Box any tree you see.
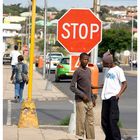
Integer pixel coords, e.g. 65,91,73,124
99,6,110,21
98,29,133,57
55,9,67,19
48,7,58,12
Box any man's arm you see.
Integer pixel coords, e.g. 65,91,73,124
70,71,89,102
116,81,127,99
10,68,15,81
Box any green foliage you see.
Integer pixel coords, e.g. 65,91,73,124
3,4,43,16
56,46,69,56
98,28,134,57
36,39,44,52
100,7,110,21
118,120,123,128
55,9,67,19
48,7,58,12
3,3,28,15
36,39,68,56
58,116,70,125
127,19,137,28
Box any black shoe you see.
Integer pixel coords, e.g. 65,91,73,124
14,96,19,103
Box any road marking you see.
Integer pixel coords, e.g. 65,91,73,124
6,100,11,126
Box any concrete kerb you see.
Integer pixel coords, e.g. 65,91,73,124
124,70,137,76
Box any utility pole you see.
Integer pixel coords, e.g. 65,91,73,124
131,13,134,71
91,0,100,64
28,0,31,48
25,18,28,45
43,0,47,79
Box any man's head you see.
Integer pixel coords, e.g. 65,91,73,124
80,53,89,68
14,45,18,50
102,51,113,67
18,55,24,62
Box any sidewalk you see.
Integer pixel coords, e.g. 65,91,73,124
3,65,105,140
124,70,137,76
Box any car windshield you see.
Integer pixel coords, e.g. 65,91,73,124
61,58,70,64
50,56,61,61
48,54,63,57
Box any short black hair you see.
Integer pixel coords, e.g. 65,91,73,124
80,52,89,60
18,55,24,62
14,45,18,50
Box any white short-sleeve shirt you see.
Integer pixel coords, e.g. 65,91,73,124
10,50,21,66
101,66,126,100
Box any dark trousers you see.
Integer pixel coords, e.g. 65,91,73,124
101,96,121,140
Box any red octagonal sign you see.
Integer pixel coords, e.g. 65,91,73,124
57,8,102,53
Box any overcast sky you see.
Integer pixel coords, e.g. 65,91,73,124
3,0,137,9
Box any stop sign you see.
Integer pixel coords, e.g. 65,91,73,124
57,8,102,53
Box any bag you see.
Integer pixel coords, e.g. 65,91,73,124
22,73,29,84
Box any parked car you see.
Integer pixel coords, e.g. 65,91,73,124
46,52,64,71
46,52,64,59
35,52,64,68
3,53,11,65
97,57,103,72
55,57,73,82
46,56,61,71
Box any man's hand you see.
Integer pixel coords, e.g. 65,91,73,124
10,76,13,81
92,100,96,107
116,93,121,100
83,94,89,103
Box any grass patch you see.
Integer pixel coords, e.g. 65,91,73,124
58,116,70,125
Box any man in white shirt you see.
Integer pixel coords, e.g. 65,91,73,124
10,45,20,79
101,51,127,140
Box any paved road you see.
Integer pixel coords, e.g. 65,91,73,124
3,99,73,125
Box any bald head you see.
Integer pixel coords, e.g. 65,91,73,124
102,51,113,65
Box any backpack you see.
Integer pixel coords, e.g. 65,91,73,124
21,63,29,84
16,63,28,84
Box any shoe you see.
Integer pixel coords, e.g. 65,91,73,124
14,96,19,103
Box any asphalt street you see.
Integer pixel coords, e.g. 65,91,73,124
3,99,73,125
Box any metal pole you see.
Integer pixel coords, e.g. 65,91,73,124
28,0,36,101
43,0,47,79
21,26,24,50
91,0,100,64
131,14,134,71
28,1,31,48
25,19,28,45
46,35,52,90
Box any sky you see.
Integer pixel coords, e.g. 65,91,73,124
3,0,137,9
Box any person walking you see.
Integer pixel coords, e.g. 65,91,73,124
70,53,96,140
101,51,127,140
10,55,28,103
10,45,21,77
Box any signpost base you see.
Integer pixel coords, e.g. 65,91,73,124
18,100,39,128
46,80,52,91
